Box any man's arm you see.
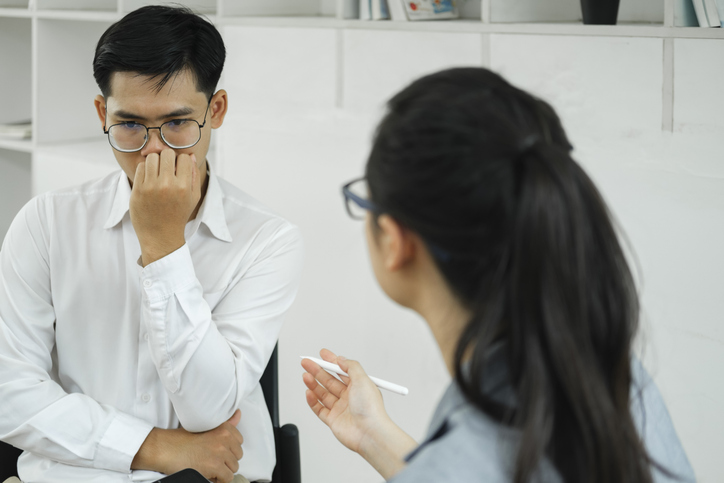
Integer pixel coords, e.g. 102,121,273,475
0,198,153,472
129,149,304,432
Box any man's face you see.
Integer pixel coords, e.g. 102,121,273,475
94,70,226,184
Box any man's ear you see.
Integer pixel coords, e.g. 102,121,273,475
209,89,228,129
376,214,416,272
94,95,107,129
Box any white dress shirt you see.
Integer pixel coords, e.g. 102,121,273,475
0,167,304,483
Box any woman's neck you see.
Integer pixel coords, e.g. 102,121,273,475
413,267,471,377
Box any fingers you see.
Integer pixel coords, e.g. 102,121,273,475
133,161,146,187
303,371,340,410
320,348,350,385
145,152,160,179
227,409,241,427
176,153,193,187
305,389,331,425
159,148,175,179
301,359,348,398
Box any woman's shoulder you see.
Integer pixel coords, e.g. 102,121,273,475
390,391,560,483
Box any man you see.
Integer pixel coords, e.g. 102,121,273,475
0,6,303,483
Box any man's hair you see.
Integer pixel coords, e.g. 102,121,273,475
93,5,225,98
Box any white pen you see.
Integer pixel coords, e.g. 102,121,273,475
301,356,409,396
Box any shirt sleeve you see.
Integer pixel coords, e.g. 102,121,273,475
0,198,154,473
139,222,304,432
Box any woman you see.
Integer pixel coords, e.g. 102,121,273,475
301,68,694,482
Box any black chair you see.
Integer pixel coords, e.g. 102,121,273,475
0,343,300,483
259,344,302,483
0,440,21,481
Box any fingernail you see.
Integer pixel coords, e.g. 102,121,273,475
337,356,346,362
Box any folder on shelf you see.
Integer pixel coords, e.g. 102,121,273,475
0,121,31,140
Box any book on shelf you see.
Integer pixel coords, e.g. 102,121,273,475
704,0,722,25
339,0,360,19
0,121,31,140
372,0,390,20
691,0,722,26
676,0,699,25
360,0,371,20
388,0,408,20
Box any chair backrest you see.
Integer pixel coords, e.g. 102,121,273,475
259,343,301,483
260,344,280,428
0,440,22,480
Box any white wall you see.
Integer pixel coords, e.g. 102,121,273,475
217,26,724,483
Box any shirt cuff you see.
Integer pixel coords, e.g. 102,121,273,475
140,244,196,303
95,412,154,473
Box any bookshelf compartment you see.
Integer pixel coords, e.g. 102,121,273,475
0,0,28,8
0,17,31,127
222,0,335,17
487,0,663,24
35,19,112,144
0,149,31,244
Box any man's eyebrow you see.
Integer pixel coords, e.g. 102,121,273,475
112,106,196,121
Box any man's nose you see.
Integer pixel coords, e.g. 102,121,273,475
140,128,166,156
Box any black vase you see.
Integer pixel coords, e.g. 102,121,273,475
580,0,621,25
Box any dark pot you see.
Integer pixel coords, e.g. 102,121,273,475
580,0,621,25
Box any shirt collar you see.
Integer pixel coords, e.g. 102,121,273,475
103,165,233,243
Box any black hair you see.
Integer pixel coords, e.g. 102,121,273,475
366,67,658,483
93,5,225,98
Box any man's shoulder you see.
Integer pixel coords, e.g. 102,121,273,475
216,176,300,239
35,170,121,206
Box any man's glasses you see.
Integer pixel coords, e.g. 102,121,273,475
103,101,211,153
342,178,378,220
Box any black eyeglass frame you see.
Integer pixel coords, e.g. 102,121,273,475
342,178,379,220
102,99,212,153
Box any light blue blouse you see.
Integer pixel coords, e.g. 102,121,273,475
389,357,695,482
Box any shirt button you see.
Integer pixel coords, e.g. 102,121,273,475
141,393,151,403
143,280,153,288
143,333,149,341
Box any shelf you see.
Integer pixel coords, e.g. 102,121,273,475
0,7,30,17
35,9,120,21
219,16,724,39
35,138,118,167
0,138,32,152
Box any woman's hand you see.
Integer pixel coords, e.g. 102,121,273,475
302,349,417,479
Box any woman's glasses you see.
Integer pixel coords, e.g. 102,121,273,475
342,178,378,220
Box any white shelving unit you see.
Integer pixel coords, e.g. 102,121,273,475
0,0,720,241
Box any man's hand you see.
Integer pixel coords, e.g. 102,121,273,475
132,409,243,483
130,148,201,266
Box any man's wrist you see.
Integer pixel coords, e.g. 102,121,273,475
139,236,185,267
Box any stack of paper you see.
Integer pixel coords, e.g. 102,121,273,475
0,121,32,140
